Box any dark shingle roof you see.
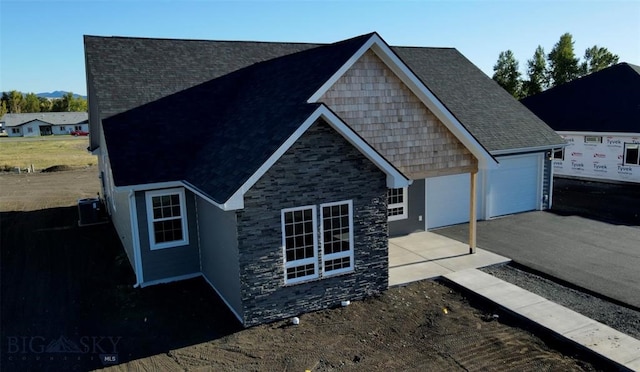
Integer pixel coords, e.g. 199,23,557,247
393,47,564,152
1,112,88,127
521,63,640,133
85,33,565,200
98,34,371,202
84,36,319,119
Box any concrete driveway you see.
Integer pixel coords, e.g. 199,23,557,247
434,211,640,309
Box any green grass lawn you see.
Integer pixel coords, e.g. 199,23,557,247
0,135,97,171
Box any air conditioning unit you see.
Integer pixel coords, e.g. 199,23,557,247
78,198,102,226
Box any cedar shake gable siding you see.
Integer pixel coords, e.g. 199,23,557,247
320,50,477,179
236,120,388,326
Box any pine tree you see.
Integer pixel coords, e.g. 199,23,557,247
492,50,522,98
522,46,548,97
547,33,580,86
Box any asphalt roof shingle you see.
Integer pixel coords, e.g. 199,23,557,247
393,47,564,152
100,34,371,202
85,33,565,201
1,112,88,127
521,63,640,133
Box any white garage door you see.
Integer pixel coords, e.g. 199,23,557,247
488,154,541,217
425,173,482,229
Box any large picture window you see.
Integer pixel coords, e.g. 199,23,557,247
624,143,640,166
387,187,408,221
282,200,354,284
145,188,189,250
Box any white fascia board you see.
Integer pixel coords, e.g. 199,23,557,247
114,180,240,211
226,106,411,209
181,180,241,211
307,33,497,170
317,106,411,189
307,36,378,103
114,181,184,193
490,144,567,156
557,130,640,137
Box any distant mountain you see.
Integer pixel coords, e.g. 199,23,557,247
36,91,86,99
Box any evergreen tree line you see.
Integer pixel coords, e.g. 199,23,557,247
492,32,619,99
0,90,87,117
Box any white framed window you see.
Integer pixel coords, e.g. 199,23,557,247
282,205,318,284
584,136,602,144
145,188,189,250
11,128,20,134
624,143,640,166
60,126,66,131
552,148,564,160
320,200,354,276
387,187,408,221
27,127,33,133
75,125,82,131
282,200,355,285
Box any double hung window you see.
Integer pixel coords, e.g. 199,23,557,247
146,188,189,250
624,143,640,166
387,187,408,221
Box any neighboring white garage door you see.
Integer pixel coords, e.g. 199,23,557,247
488,154,541,218
425,173,483,229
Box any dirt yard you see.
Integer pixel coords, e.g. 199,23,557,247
1,169,606,371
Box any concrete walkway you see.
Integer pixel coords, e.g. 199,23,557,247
389,231,510,286
444,269,640,371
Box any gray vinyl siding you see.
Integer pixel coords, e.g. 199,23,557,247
197,195,243,319
237,120,388,326
136,189,200,282
111,189,135,267
389,179,425,237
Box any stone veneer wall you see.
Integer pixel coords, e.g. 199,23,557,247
236,119,388,326
320,50,477,179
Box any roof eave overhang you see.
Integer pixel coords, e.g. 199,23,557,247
223,105,411,210
114,105,410,212
114,180,238,211
490,143,568,156
307,33,498,170
556,130,640,137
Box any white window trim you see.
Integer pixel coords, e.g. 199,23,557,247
584,135,602,144
145,188,189,250
281,205,319,285
552,148,565,160
623,143,640,166
320,200,355,277
387,187,408,222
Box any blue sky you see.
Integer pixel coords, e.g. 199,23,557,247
1,0,638,96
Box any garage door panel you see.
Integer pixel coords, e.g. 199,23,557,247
426,173,482,229
489,155,540,217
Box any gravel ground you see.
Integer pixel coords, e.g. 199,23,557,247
481,263,640,340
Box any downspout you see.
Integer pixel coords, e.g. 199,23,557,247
129,190,144,287
548,152,555,210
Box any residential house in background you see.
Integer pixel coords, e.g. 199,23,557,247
84,32,564,326
1,112,89,137
522,63,640,184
